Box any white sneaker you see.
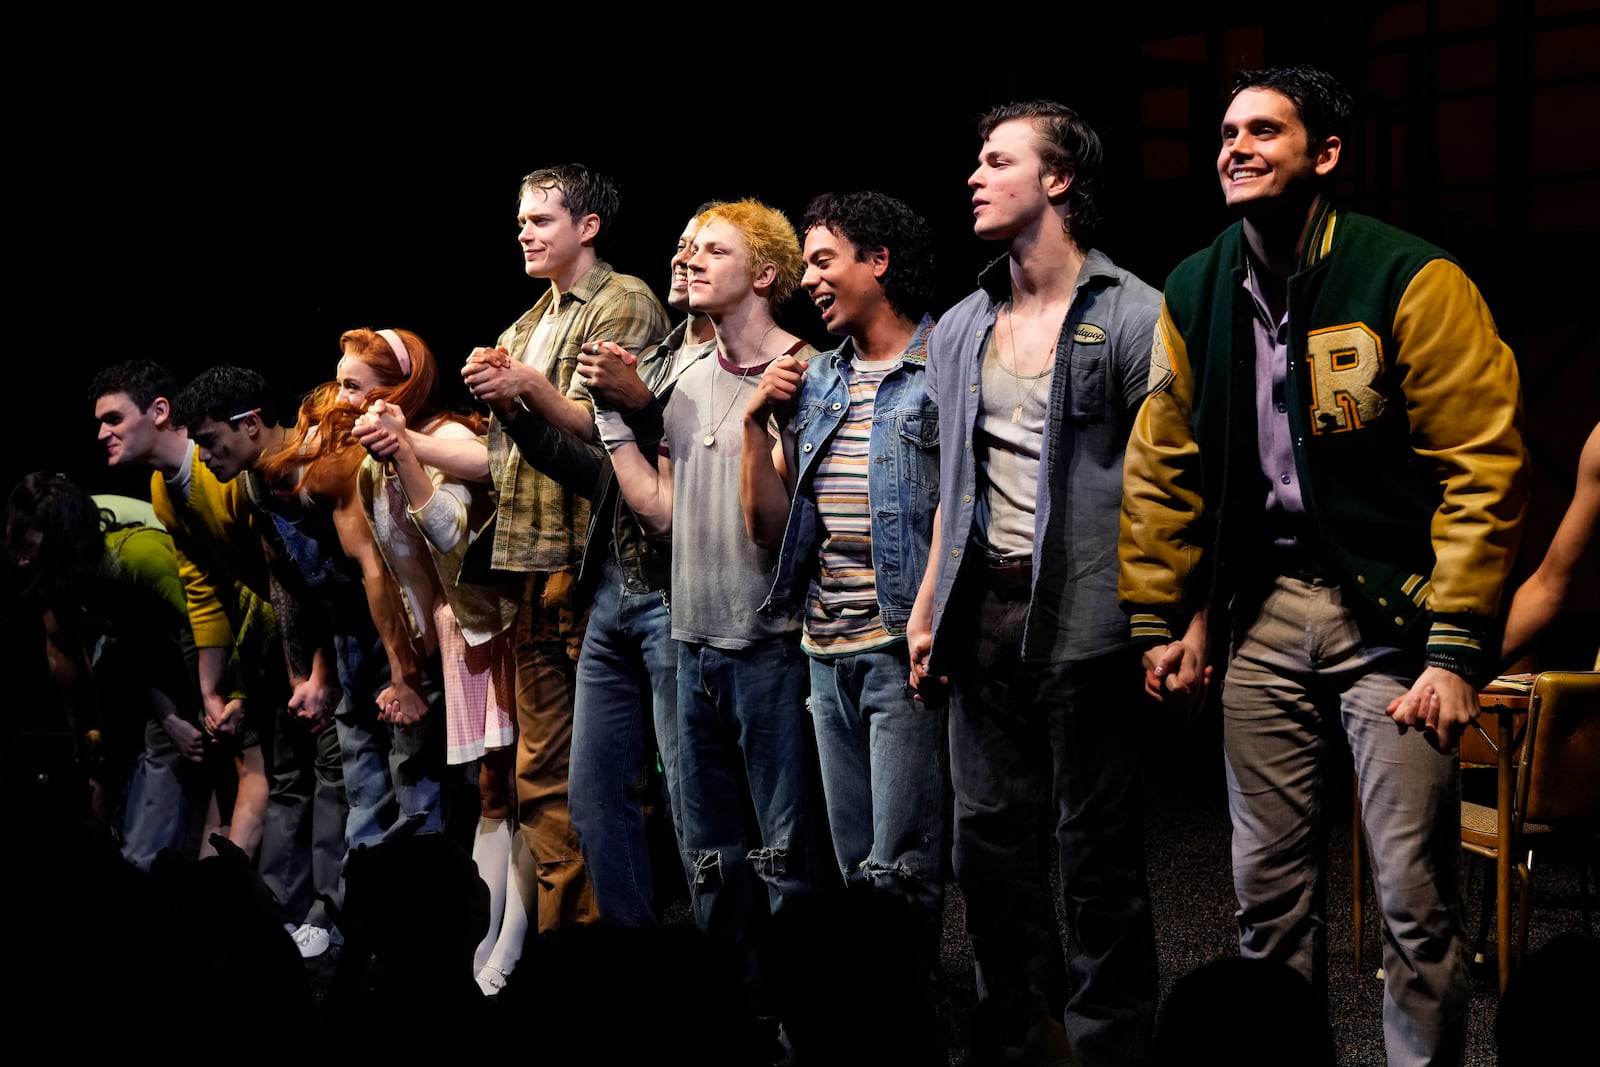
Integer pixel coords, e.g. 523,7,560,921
291,924,339,959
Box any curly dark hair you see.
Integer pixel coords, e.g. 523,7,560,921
1230,65,1354,162
800,191,935,324
171,366,281,430
977,100,1105,249
87,360,177,412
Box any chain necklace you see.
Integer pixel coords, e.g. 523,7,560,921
702,324,778,447
1000,303,1056,424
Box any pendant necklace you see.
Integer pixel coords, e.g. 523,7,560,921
1001,302,1056,424
703,325,776,447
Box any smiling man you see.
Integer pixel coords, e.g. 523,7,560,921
906,101,1163,1067
482,205,720,941
597,198,826,1019
1118,65,1528,1066
737,191,949,1035
459,163,669,939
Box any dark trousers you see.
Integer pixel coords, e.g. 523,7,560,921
947,581,1158,1067
258,705,347,929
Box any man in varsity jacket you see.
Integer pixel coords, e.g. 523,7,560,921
1117,65,1528,1067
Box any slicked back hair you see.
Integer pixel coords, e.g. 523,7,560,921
1230,65,1354,164
519,163,623,247
977,99,1105,249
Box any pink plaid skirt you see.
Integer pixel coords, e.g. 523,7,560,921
434,599,517,765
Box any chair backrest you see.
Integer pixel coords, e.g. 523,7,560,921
1523,671,1600,826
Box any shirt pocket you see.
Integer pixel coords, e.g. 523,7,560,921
895,411,941,492
1068,350,1106,423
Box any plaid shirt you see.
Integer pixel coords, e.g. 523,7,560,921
487,260,670,572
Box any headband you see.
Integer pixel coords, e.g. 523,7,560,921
377,329,413,378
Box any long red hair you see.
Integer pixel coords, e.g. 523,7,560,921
259,327,483,495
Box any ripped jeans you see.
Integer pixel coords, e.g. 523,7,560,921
675,636,827,1000
808,643,948,936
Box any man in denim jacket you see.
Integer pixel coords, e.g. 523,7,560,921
908,102,1161,1067
741,191,949,1015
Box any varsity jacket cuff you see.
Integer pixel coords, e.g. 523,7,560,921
1424,616,1495,687
1127,610,1176,648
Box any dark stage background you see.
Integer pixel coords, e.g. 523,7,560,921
18,4,1600,621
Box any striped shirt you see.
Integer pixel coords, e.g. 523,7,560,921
802,359,900,657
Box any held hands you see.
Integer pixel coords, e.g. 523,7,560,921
351,399,409,462
200,693,246,739
288,675,340,735
1142,641,1213,722
461,346,521,412
1386,665,1478,753
576,340,648,412
746,355,805,423
377,681,428,732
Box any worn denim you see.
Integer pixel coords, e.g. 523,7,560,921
948,581,1157,1067
331,631,446,852
119,717,209,871
569,556,681,927
676,636,826,1000
762,324,939,634
808,645,947,927
1223,572,1467,1067
259,708,346,928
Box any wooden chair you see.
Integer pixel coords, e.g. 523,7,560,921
1460,670,1600,990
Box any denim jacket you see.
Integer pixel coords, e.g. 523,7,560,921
760,317,939,635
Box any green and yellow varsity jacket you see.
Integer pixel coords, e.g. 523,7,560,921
1118,199,1528,683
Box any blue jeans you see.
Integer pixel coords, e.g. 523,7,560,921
947,582,1157,1067
120,716,208,871
332,631,446,854
808,643,948,933
1223,572,1466,1067
259,705,347,928
676,636,826,998
569,559,681,928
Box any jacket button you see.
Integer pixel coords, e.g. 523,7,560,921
1378,597,1388,606
1394,616,1404,626
951,549,961,559
803,443,813,452
831,402,842,411
963,494,971,503
1356,575,1366,584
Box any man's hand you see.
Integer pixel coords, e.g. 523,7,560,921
160,710,206,762
907,611,947,707
461,346,523,414
1387,665,1478,753
746,355,804,425
202,693,246,738
289,675,340,735
352,398,409,462
1141,641,1214,720
377,681,428,732
577,340,649,413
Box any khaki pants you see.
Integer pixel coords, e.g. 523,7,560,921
511,568,597,931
